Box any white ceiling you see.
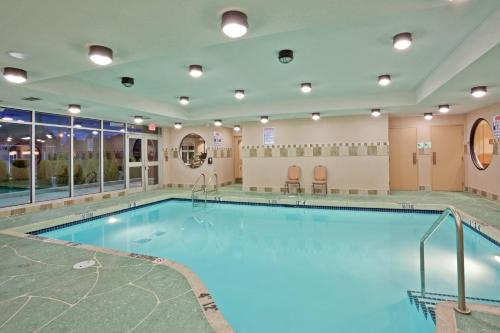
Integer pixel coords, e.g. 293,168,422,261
0,0,499,126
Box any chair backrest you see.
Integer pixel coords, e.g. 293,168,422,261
288,165,301,181
314,165,327,181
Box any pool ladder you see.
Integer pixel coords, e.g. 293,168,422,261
419,207,470,315
191,173,218,207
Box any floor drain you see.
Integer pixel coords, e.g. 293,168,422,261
73,260,96,269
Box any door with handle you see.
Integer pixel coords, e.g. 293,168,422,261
431,125,464,191
389,127,419,190
127,134,161,191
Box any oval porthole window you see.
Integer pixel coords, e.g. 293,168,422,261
470,118,494,170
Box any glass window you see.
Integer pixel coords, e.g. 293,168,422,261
470,119,494,170
0,107,32,123
74,117,101,129
35,126,70,201
103,131,125,192
147,139,158,162
35,112,70,126
129,138,142,162
74,129,100,196
148,166,158,186
0,122,31,207
104,121,125,131
127,124,143,133
129,166,143,188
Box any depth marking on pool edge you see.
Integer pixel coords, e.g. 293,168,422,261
199,293,219,312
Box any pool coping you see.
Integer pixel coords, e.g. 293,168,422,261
1,192,499,333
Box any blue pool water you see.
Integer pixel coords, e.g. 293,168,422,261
40,200,500,333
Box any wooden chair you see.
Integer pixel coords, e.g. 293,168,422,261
312,165,327,196
284,165,301,194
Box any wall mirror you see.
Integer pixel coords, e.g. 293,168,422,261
470,118,494,170
179,133,206,168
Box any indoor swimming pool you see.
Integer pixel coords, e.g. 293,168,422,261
37,200,500,333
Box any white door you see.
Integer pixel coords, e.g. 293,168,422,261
127,135,161,191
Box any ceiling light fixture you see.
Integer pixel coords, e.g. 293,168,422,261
371,109,381,117
3,67,28,84
438,104,450,113
233,125,241,132
221,10,248,38
179,96,190,105
88,45,113,66
174,122,182,129
260,116,269,124
378,75,391,86
471,86,487,98
214,119,222,127
278,49,294,64
424,113,433,120
393,32,413,50
134,116,144,124
7,51,28,60
234,89,245,99
68,104,81,114
301,83,312,93
311,112,320,121
189,65,203,78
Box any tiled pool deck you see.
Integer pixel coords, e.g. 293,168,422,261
0,186,499,332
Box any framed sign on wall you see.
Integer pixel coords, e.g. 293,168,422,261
263,127,275,145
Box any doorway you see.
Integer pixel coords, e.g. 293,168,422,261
234,136,242,183
389,127,418,190
127,134,161,191
431,125,464,191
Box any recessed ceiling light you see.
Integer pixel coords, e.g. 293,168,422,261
301,83,312,93
221,10,248,38
189,65,203,78
7,51,28,60
371,109,381,117
174,122,182,129
68,104,81,114
471,86,487,98
179,96,190,105
3,67,27,84
234,89,245,99
438,104,450,113
393,32,412,50
214,119,222,127
134,115,144,124
88,45,113,66
424,113,433,120
260,116,269,124
311,112,320,121
233,125,241,132
378,75,391,86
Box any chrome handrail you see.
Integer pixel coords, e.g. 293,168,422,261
205,173,218,194
420,207,470,314
191,173,206,197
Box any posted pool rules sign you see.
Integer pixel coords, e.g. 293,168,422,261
494,115,500,139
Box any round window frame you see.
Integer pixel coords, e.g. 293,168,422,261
178,133,207,169
469,118,494,171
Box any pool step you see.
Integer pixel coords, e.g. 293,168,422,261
407,290,500,324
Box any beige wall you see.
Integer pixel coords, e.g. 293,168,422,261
389,115,465,190
464,103,500,199
241,115,390,194
162,126,234,187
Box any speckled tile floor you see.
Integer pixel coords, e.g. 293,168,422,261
0,187,499,332
0,233,214,333
456,311,500,333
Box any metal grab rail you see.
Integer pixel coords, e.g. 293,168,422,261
191,173,206,206
420,207,470,314
205,173,218,194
